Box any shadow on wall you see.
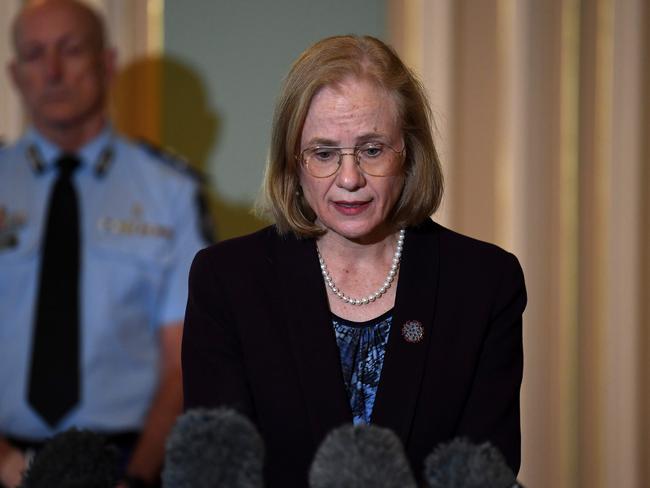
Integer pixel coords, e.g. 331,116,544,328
110,54,269,242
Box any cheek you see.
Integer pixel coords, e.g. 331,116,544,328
69,60,101,84
300,178,320,208
378,175,405,206
298,171,316,208
15,69,39,93
300,173,332,212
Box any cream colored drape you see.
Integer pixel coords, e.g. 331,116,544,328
389,1,649,487
0,0,24,143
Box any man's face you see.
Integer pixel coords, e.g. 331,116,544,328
10,2,113,132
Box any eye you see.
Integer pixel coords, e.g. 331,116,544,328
360,143,385,159
19,44,44,62
63,41,85,56
311,147,338,162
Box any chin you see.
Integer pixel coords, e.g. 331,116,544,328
324,221,388,243
38,109,78,124
38,111,91,130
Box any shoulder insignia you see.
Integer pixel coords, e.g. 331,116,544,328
137,139,206,182
137,140,216,243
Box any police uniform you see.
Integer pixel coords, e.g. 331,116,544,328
0,127,209,441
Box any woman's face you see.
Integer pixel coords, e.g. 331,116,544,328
298,77,405,244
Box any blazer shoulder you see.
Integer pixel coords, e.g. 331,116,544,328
418,220,527,316
413,219,523,283
193,224,292,270
424,219,518,262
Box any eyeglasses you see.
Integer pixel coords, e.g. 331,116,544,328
297,142,405,178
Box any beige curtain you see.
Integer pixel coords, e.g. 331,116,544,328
0,0,24,143
389,0,649,487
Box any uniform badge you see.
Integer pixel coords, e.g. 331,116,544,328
0,205,27,250
97,203,173,239
401,320,424,343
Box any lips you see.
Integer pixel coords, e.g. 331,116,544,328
332,200,371,216
41,89,73,102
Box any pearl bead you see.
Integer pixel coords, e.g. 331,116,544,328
317,229,405,306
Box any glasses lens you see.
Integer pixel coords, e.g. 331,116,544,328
303,147,340,177
301,143,403,177
357,143,402,176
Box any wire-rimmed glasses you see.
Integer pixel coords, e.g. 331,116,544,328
298,142,405,178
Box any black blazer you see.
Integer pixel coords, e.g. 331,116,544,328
182,219,526,487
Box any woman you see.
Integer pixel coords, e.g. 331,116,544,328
182,35,526,487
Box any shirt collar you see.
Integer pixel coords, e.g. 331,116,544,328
25,125,114,175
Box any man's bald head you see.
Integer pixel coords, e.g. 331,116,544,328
9,0,115,147
13,0,107,56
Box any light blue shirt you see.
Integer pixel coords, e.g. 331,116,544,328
0,127,208,439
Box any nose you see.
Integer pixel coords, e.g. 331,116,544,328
44,51,63,83
335,152,365,191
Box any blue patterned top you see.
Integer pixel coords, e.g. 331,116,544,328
332,310,393,425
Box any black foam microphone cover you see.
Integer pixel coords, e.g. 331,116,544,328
423,437,517,488
309,423,417,488
19,428,119,488
162,408,264,488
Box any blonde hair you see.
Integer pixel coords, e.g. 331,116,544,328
259,35,443,237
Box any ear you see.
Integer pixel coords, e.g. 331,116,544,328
8,58,21,91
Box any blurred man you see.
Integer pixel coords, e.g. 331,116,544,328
0,1,210,486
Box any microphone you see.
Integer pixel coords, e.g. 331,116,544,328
423,437,522,488
309,423,417,488
161,407,264,488
19,428,119,488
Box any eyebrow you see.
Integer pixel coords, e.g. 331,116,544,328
17,33,88,51
356,132,388,144
304,132,389,148
305,138,338,147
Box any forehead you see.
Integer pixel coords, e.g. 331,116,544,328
14,2,96,47
309,79,394,114
301,78,400,141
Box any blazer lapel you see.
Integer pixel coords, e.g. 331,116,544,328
372,220,440,445
272,233,352,445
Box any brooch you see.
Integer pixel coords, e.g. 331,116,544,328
401,320,424,343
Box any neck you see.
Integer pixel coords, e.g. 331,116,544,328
317,228,405,309
34,114,107,152
317,227,401,263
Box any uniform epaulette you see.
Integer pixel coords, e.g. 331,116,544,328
137,139,206,183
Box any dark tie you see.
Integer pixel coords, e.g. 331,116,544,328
28,154,81,427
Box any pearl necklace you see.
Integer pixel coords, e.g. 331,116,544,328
317,229,405,306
